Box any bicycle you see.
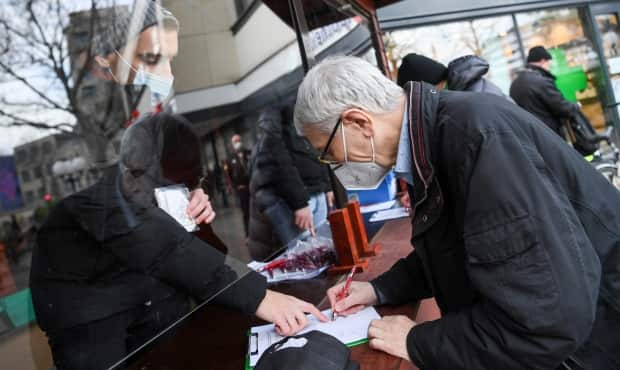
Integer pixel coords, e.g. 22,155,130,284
587,126,620,188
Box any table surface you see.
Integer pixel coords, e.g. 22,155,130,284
121,219,428,370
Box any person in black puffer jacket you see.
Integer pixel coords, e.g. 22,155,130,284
397,53,506,98
248,108,333,261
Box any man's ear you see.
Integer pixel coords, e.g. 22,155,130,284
342,108,374,138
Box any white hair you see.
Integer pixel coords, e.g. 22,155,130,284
294,56,404,134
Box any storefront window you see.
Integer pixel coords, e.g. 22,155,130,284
517,8,606,129
386,15,523,93
596,13,620,117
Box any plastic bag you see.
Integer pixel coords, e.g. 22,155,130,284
248,235,337,283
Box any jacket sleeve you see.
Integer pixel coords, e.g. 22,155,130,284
370,247,433,305
537,78,578,119
406,132,598,370
106,209,267,315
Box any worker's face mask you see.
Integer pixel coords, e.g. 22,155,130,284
233,141,242,151
115,51,174,106
330,123,390,190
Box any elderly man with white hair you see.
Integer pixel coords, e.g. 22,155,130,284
295,56,620,370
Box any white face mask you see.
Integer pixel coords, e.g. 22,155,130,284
331,123,390,190
115,51,174,105
233,141,242,151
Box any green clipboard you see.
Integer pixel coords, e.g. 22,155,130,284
244,331,369,370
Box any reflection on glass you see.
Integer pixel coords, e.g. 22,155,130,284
596,13,620,117
517,8,606,129
300,0,375,66
386,15,523,94
1,1,323,369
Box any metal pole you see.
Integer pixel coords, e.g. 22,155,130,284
511,13,527,65
288,0,310,73
584,5,620,129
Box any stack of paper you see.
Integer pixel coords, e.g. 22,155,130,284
369,207,410,222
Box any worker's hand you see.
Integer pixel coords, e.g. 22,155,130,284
327,281,377,317
255,290,329,336
398,192,411,208
187,188,216,225
294,206,315,236
326,191,335,210
368,315,415,362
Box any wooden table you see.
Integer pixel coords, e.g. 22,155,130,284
122,219,438,370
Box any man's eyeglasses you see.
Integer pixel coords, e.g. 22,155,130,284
317,118,342,165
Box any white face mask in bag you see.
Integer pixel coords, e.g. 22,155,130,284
331,124,390,191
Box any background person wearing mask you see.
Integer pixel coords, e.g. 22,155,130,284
226,134,252,234
294,56,619,370
397,53,505,96
31,113,327,370
510,45,580,137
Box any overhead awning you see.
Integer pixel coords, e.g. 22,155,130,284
262,0,402,30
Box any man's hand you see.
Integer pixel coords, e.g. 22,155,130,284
368,316,415,361
326,281,377,316
294,206,315,236
255,290,329,336
326,191,335,210
187,188,216,225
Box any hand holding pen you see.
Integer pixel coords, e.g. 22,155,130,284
326,267,379,319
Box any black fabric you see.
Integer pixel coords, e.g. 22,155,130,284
527,45,553,63
568,111,600,156
446,55,505,97
398,53,447,87
282,124,332,195
510,65,579,136
255,331,359,370
30,166,267,332
46,292,189,370
371,82,620,369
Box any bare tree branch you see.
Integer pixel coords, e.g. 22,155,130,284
0,60,70,112
0,0,124,164
0,108,74,133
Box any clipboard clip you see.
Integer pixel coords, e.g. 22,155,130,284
249,332,259,355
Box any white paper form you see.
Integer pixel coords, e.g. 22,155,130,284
360,200,396,214
154,185,198,232
369,207,410,222
248,306,380,367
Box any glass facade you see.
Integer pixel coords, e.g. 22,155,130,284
596,12,620,118
387,6,613,131
517,8,606,129
387,15,523,94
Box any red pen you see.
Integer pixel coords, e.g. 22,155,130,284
257,259,286,273
332,266,357,321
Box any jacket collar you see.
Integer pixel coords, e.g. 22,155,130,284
526,64,556,80
404,81,441,208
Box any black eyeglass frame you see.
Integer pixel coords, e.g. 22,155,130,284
317,118,343,165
